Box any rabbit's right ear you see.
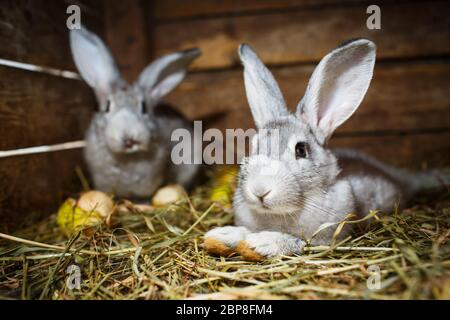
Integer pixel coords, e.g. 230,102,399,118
297,39,376,144
70,27,122,97
239,44,289,129
137,48,201,106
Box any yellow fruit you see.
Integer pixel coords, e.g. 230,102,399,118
210,166,238,207
152,185,185,207
57,191,114,236
210,186,231,204
57,198,103,236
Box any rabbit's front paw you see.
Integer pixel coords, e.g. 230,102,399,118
237,232,305,261
204,226,250,257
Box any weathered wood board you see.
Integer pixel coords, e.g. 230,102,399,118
0,68,94,150
0,0,104,70
0,0,104,231
104,0,152,82
164,61,450,134
329,132,450,168
153,1,450,70
153,0,377,19
0,150,85,232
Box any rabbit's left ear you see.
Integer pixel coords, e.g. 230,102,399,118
137,48,201,105
297,39,376,144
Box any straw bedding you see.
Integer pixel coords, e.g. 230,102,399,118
0,171,449,300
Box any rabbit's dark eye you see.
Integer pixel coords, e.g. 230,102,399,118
105,100,111,113
141,101,147,114
295,142,309,159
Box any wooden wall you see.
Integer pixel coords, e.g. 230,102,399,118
0,0,104,231
0,0,449,230
147,0,450,168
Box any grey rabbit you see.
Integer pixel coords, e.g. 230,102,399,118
205,40,448,260
70,27,201,198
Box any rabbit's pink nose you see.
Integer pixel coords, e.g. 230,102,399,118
254,189,272,203
123,138,139,149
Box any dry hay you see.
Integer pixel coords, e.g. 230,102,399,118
0,172,449,300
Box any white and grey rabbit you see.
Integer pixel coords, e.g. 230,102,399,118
70,27,201,198
205,40,448,261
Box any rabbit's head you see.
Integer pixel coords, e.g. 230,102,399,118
238,40,376,215
70,27,200,154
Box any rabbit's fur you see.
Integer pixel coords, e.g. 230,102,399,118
205,40,446,260
70,27,201,198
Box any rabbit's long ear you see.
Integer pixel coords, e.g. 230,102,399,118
70,27,122,96
137,48,200,105
239,44,289,129
297,39,376,143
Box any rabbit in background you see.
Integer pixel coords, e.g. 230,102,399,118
204,40,448,261
70,27,201,199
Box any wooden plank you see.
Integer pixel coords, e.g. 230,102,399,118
104,0,151,82
0,0,104,70
68,0,105,15
329,132,450,168
0,67,95,150
152,0,365,20
0,150,85,232
0,66,95,231
0,0,103,231
164,61,450,134
153,1,450,70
